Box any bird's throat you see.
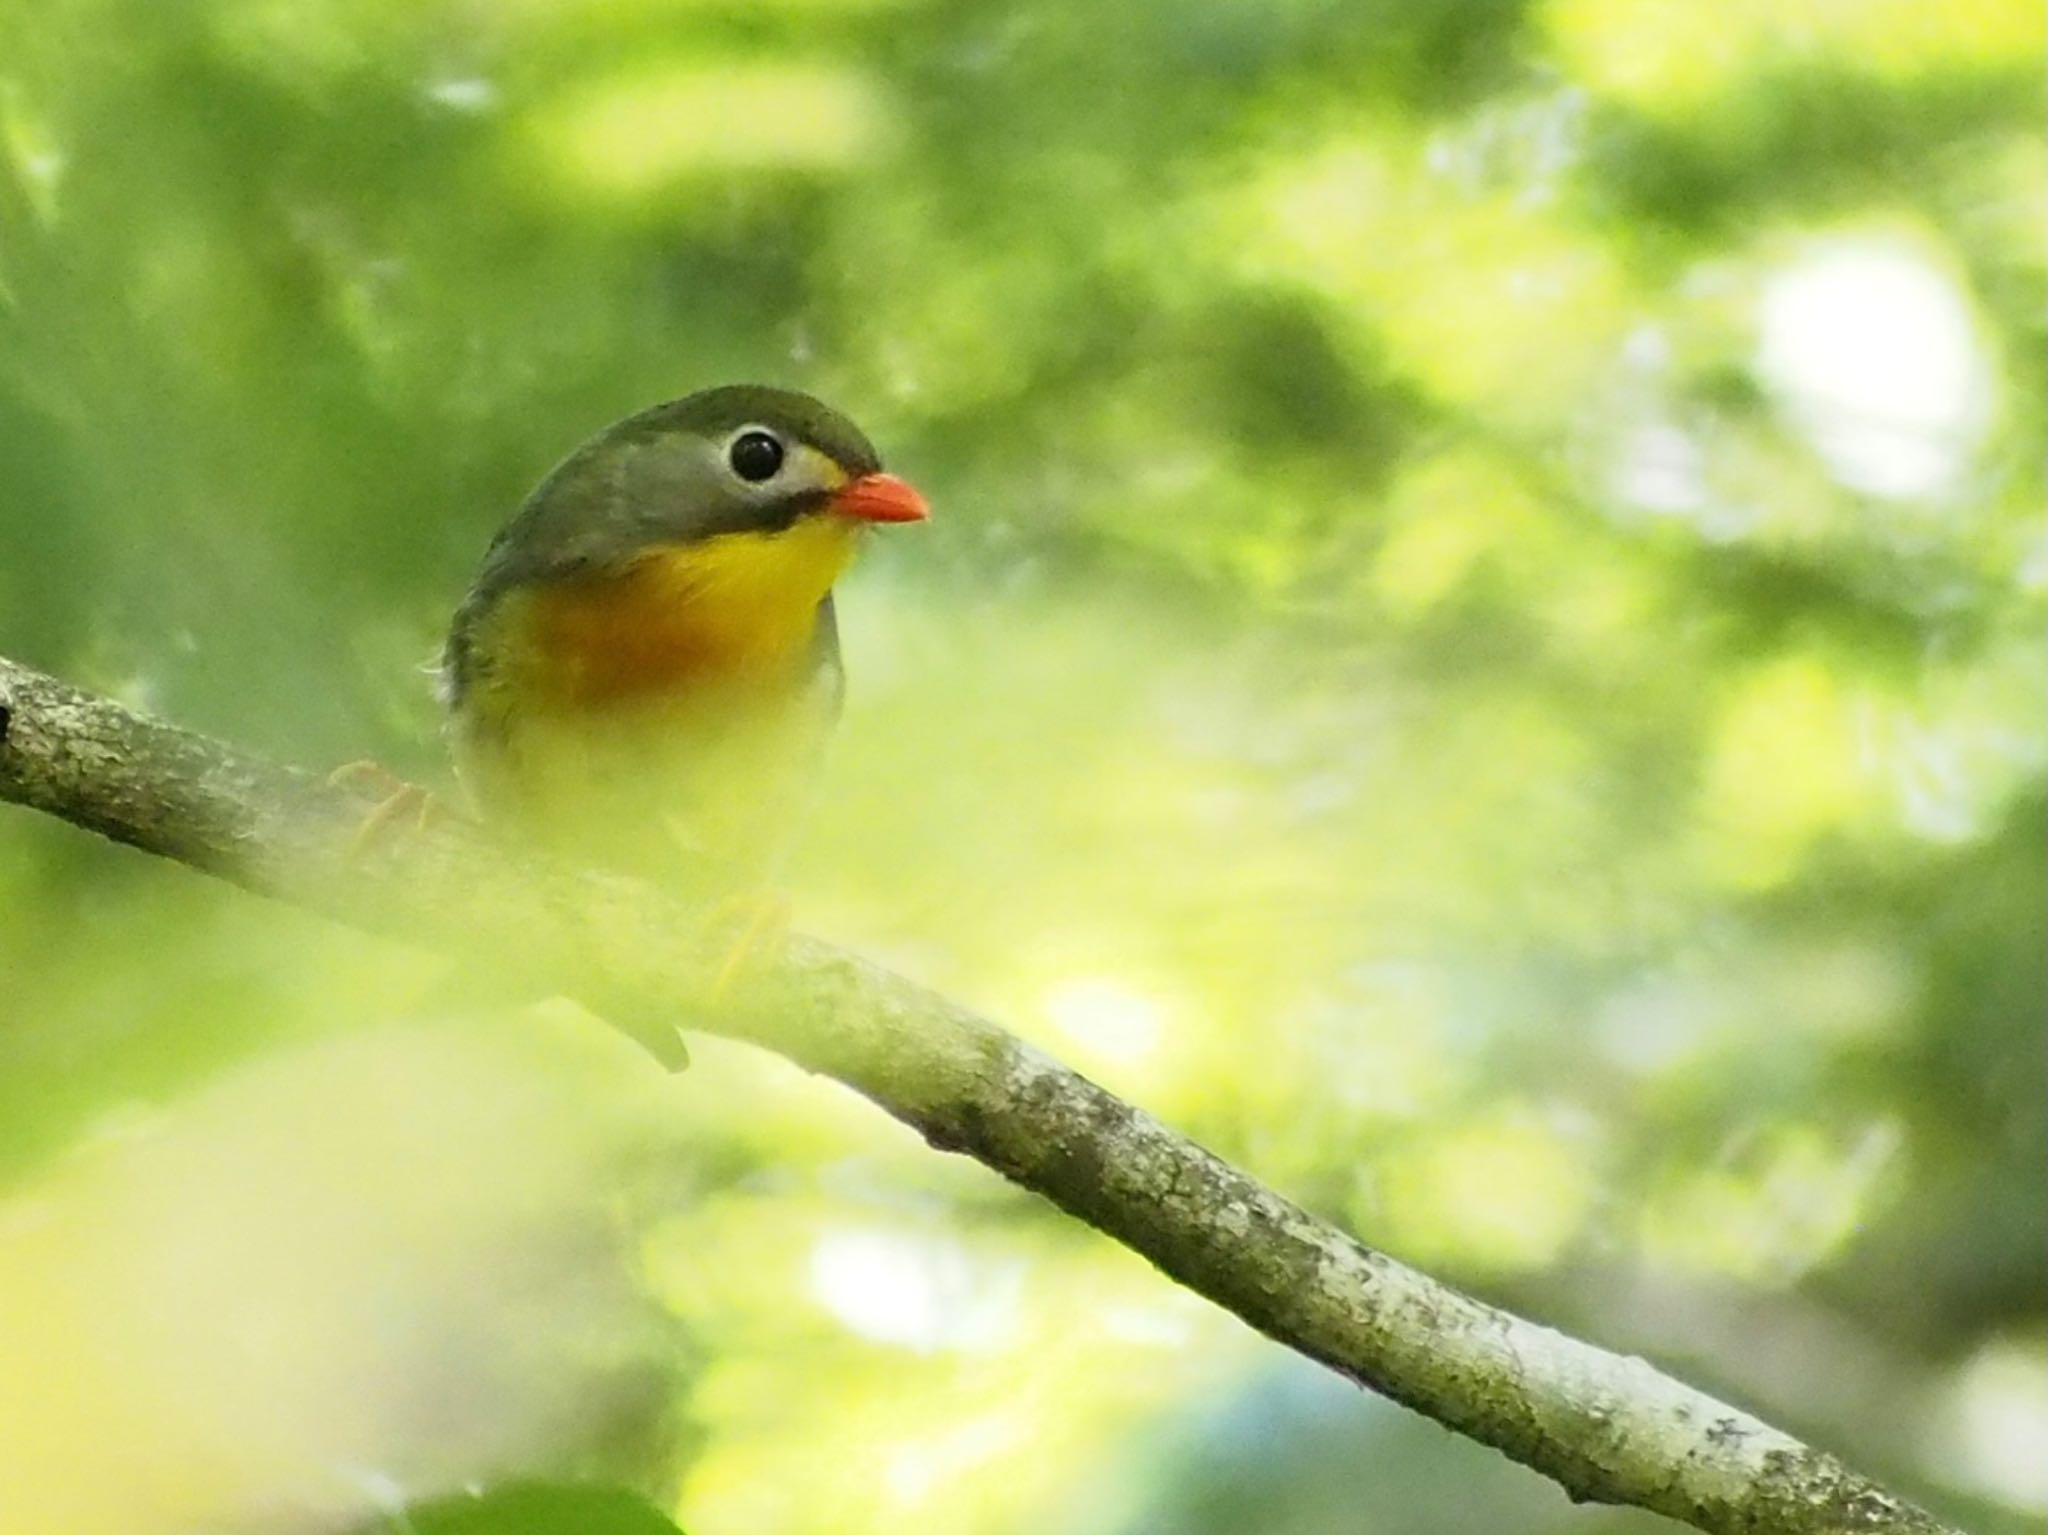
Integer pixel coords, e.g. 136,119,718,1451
519,517,858,707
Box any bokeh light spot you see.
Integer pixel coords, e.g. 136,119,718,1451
1756,234,1996,500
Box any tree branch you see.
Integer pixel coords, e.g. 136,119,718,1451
0,651,1953,1535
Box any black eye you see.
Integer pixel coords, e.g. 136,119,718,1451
728,430,785,483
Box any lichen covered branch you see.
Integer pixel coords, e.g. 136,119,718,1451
0,652,1954,1535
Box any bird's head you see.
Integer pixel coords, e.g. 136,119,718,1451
609,384,928,545
458,387,930,708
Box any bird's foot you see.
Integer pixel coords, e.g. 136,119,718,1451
704,889,793,999
325,760,459,859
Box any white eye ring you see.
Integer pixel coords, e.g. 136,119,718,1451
726,427,786,484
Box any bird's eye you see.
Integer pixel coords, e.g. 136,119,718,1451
728,430,785,483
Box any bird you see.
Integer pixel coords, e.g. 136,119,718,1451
430,384,928,1017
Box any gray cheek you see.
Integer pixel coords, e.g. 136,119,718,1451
619,441,731,540
619,438,834,540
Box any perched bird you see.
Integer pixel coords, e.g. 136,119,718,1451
435,385,927,988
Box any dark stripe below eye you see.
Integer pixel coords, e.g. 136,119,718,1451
703,487,827,539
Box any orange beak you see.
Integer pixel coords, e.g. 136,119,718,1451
829,472,929,524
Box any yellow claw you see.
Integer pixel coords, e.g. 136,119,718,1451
325,760,453,859
706,889,793,999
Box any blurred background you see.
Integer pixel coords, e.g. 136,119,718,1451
1,1,2042,1532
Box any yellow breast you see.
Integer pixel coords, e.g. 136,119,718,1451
512,516,859,708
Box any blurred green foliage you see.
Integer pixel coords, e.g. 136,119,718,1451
0,1,2042,1533
356,1481,689,1534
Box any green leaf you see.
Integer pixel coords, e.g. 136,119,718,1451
361,1481,686,1535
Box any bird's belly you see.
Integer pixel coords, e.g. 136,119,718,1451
454,684,832,893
